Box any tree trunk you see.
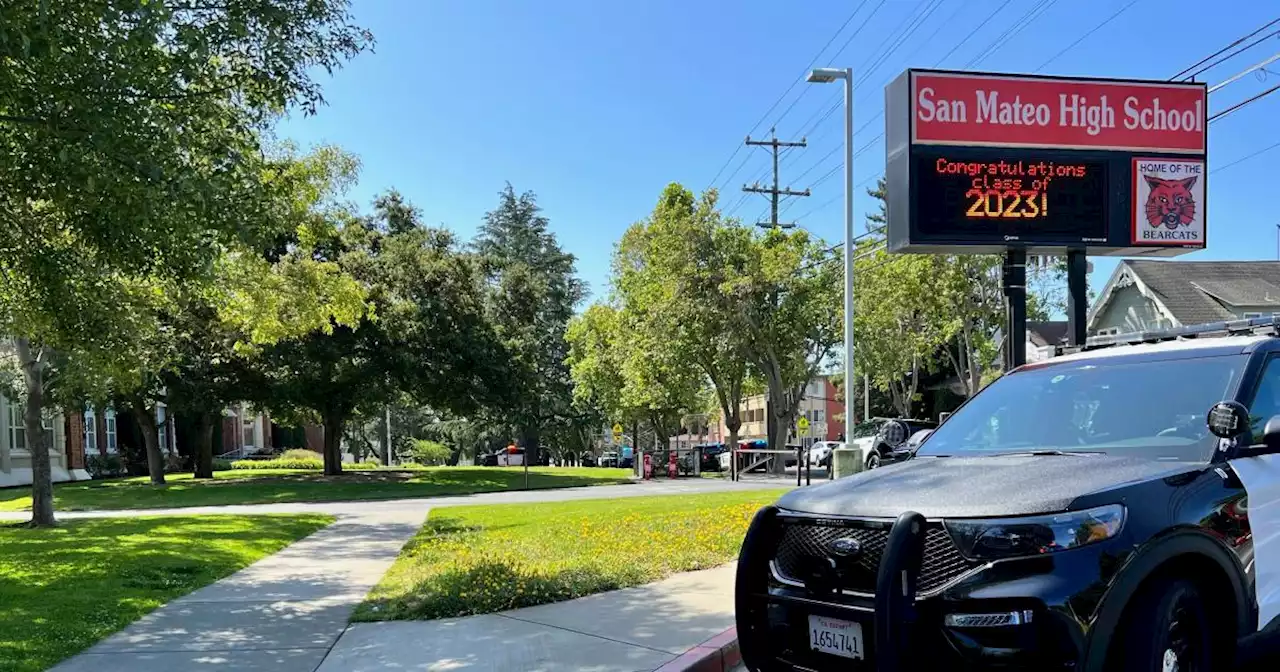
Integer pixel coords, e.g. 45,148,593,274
193,412,216,479
381,407,392,466
15,338,54,527
132,399,165,485
522,427,541,466
322,410,345,475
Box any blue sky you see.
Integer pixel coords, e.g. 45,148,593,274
276,0,1280,306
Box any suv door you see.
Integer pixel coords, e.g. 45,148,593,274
1230,353,1280,631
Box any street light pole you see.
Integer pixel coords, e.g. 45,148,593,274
807,67,855,442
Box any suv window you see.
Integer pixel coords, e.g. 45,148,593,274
1248,355,1280,438
918,354,1246,461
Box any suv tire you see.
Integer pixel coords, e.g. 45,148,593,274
1114,577,1215,672
865,450,881,470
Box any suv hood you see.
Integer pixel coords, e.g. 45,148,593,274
776,454,1202,519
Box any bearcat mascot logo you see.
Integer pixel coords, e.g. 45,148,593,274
1143,175,1197,231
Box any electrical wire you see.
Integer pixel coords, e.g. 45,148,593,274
1211,140,1280,175
706,1,875,191
1035,0,1141,72
963,0,1060,69
1172,16,1280,80
933,0,1015,67
1209,51,1280,93
1208,82,1280,122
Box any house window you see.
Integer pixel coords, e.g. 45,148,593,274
242,412,255,449
156,405,169,454
83,408,97,454
105,409,117,453
8,402,24,453
815,410,825,423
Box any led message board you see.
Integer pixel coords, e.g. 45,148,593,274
885,70,1207,255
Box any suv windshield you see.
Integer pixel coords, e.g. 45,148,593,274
918,354,1246,461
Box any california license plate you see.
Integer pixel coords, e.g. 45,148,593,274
808,614,864,660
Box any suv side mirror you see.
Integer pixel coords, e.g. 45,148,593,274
1238,415,1280,458
1207,401,1249,439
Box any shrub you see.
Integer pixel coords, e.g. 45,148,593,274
280,449,323,461
347,460,383,470
230,457,323,470
85,454,125,479
211,459,234,472
408,439,451,466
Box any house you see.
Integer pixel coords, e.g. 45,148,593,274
0,397,90,487
1026,321,1069,362
714,375,845,447
1089,260,1280,336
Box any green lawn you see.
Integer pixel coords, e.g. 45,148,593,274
0,515,333,672
0,467,635,512
352,489,786,622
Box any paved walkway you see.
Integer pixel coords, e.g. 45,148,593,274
317,564,738,672
2,478,781,521
39,479,779,671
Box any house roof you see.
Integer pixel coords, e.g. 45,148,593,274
1091,260,1280,329
1027,321,1068,347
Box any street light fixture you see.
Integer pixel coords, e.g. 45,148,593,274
806,67,855,446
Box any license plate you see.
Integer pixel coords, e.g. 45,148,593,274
808,614,864,660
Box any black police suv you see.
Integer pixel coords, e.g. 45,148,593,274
736,320,1280,671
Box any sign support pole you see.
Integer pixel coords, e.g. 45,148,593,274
1003,250,1027,370
1067,250,1088,346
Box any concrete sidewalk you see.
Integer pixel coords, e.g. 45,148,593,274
49,509,428,672
316,563,739,672
1,478,782,522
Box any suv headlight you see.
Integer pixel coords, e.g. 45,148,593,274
946,504,1126,560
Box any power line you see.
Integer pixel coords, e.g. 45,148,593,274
1211,140,1280,174
933,0,1014,67
1035,0,1141,72
1182,28,1280,82
963,0,1060,69
1172,16,1280,80
1208,82,1280,122
1209,51,1280,93
706,1,876,192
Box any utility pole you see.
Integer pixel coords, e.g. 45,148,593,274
743,128,810,229
743,128,809,457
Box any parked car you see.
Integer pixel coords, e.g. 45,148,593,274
599,451,618,468
806,441,843,468
698,444,729,472
735,317,1280,671
479,452,499,467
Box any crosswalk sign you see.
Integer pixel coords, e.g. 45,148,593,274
797,417,811,434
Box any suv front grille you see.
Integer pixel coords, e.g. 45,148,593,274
772,517,982,596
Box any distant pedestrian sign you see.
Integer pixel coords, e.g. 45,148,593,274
612,423,623,435
797,417,811,434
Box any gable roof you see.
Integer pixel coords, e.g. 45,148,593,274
1090,260,1280,329
1027,321,1068,347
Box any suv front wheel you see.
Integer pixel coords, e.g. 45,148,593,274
865,450,881,470
1114,577,1217,672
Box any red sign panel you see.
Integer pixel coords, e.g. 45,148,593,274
912,72,1206,154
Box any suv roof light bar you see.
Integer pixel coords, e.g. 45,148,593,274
1054,315,1280,356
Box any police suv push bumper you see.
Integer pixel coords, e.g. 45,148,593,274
735,507,931,671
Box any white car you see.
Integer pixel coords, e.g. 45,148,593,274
806,441,842,467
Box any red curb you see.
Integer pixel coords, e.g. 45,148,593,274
654,626,739,672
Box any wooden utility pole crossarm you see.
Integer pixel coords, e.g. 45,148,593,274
742,128,810,229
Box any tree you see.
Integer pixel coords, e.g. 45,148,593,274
727,227,842,451
610,184,755,456
258,192,509,475
0,1,373,526
475,186,585,464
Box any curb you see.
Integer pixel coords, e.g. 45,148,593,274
654,626,740,672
